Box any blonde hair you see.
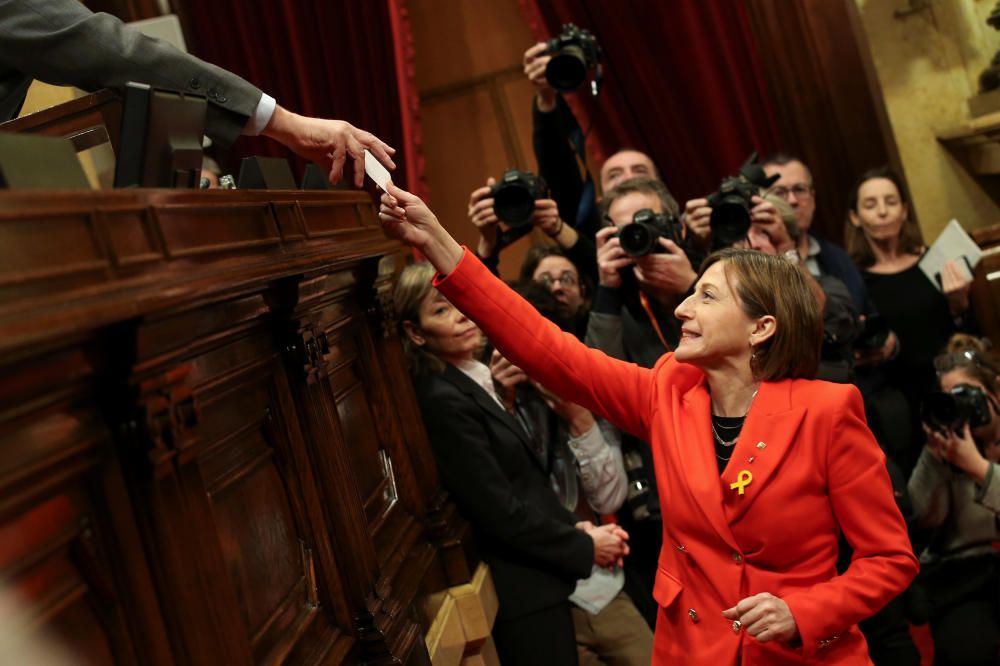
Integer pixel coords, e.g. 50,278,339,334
701,248,822,380
392,262,447,375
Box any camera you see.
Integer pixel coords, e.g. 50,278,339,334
545,23,602,93
617,207,684,257
705,152,779,251
490,169,548,228
854,314,890,351
622,449,652,521
921,384,994,435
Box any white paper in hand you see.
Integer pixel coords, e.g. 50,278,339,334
364,149,391,191
918,218,982,291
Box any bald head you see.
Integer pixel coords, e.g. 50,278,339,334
600,149,657,193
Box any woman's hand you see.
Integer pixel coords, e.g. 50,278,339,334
595,226,633,288
467,178,499,257
490,350,528,411
924,424,990,483
941,259,971,316
578,522,630,569
379,182,463,273
722,593,799,644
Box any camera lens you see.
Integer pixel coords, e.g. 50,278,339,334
619,222,655,257
493,184,536,228
545,46,588,92
709,199,751,250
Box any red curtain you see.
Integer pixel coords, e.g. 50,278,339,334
176,0,424,193
520,0,783,202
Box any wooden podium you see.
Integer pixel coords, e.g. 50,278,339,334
0,101,481,664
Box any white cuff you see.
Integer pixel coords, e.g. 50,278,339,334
243,93,277,136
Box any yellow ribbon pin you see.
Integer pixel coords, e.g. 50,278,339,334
730,470,753,495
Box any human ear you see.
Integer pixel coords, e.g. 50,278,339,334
750,315,777,346
402,320,425,346
848,209,862,228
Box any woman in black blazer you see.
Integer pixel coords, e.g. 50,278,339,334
394,262,627,665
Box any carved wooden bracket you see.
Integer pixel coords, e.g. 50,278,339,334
282,323,331,384
120,364,200,472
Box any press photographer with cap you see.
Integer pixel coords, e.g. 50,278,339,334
378,180,917,665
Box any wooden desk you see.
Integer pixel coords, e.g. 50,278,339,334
0,188,474,665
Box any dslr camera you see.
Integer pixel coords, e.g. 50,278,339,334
854,314,890,351
705,152,779,251
545,23,602,93
617,207,684,257
491,168,548,228
921,384,995,436
622,449,653,521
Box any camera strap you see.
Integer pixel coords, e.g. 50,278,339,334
567,116,597,231
639,291,672,352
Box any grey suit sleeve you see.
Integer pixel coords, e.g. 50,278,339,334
0,0,262,146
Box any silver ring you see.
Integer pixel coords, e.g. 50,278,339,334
732,620,742,633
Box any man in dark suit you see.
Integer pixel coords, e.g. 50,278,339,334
0,0,394,186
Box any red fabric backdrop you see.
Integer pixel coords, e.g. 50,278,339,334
520,0,783,202
177,0,423,194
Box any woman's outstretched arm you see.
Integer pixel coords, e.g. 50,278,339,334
380,183,656,439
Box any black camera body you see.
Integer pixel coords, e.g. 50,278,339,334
705,152,779,251
616,207,683,257
854,314,890,351
545,23,602,93
490,168,548,228
921,384,994,435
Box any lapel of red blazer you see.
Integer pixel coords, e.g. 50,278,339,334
674,382,740,551
720,378,806,525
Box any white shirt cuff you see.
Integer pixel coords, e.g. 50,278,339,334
243,93,277,136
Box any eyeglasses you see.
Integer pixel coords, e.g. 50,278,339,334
933,350,1000,376
536,272,579,288
769,184,813,200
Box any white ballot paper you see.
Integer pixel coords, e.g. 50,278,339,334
918,218,982,291
364,149,391,191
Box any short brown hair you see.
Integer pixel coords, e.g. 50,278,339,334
392,261,446,375
845,167,923,268
600,176,680,223
701,248,822,381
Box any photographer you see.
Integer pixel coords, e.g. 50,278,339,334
908,334,1000,666
523,41,659,241
467,177,598,284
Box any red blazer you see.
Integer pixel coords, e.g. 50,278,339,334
434,250,918,665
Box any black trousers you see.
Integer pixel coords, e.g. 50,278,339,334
493,601,578,666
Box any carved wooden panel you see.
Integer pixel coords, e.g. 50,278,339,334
0,340,172,666
0,187,470,666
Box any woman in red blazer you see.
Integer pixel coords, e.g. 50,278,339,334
379,183,917,664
